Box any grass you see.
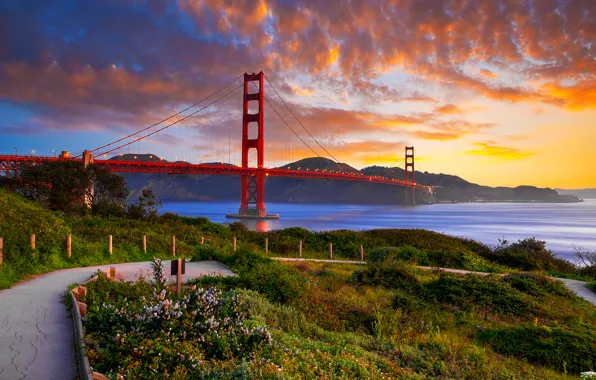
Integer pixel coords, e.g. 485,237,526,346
81,250,596,378
0,189,230,290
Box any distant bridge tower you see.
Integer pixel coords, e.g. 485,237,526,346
405,146,416,205
227,71,279,219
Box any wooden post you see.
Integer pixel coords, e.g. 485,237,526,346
329,243,333,260
176,258,182,296
299,240,302,258
360,245,364,261
30,234,35,252
143,235,147,253
0,237,3,265
172,236,176,256
265,238,268,256
67,234,71,258
108,235,112,255
201,236,204,246
233,236,237,252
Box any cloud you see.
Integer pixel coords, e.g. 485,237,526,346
0,0,594,165
479,69,498,79
466,142,534,160
434,104,462,115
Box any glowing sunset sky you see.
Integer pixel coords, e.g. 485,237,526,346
1,0,595,188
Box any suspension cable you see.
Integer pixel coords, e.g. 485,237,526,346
91,74,244,153
97,74,257,157
264,74,341,163
251,81,323,161
261,93,323,161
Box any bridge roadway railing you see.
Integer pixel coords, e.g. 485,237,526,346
0,155,427,190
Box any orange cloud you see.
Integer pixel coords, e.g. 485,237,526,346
466,142,534,160
479,68,498,79
434,104,462,115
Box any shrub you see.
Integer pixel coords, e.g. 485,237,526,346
503,274,572,298
193,246,223,261
351,262,420,291
477,323,596,375
85,281,273,377
238,260,307,303
423,273,541,316
487,238,576,272
392,291,423,311
588,281,596,293
367,245,429,265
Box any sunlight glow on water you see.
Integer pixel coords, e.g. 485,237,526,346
161,199,596,260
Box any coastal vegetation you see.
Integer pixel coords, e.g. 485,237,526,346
1,187,595,289
79,249,596,378
1,181,596,377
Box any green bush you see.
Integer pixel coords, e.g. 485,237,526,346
351,262,420,291
503,274,572,298
367,245,429,265
392,291,423,311
477,323,596,374
487,238,576,272
193,246,307,304
423,273,541,316
588,281,596,293
192,246,222,261
238,260,307,303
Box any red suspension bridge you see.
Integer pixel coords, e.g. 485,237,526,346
0,71,431,219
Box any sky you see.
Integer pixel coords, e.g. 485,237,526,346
1,0,595,189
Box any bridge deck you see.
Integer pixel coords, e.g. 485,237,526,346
0,155,428,189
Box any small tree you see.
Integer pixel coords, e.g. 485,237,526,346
574,245,596,267
127,188,162,220
11,160,129,215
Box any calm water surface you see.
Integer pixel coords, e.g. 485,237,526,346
161,199,596,260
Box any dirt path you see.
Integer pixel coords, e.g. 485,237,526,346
0,260,233,380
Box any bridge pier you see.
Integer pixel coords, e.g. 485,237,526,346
226,71,279,220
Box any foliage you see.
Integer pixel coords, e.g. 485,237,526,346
502,273,573,298
477,323,596,375
486,238,576,272
126,188,162,220
588,281,596,293
0,189,229,290
350,262,421,291
423,273,542,317
192,246,223,261
192,247,308,304
13,160,129,214
85,272,272,378
150,257,167,291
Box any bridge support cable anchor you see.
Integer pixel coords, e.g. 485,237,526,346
226,71,279,220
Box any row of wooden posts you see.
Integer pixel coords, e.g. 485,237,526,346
0,235,364,265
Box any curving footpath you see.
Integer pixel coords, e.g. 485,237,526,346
1,259,594,379
273,257,596,307
0,261,233,380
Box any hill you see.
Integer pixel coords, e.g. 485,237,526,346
557,188,596,199
109,154,580,204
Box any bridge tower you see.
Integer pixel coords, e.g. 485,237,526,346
227,71,279,219
405,146,416,205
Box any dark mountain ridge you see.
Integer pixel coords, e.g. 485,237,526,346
109,154,580,204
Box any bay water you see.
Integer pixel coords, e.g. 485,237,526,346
161,199,596,261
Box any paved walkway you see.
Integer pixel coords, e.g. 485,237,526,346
0,260,233,380
273,257,596,307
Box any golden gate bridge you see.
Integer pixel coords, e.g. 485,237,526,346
0,71,430,219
